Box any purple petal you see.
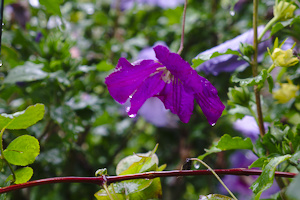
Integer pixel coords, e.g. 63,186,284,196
154,45,194,81
157,78,194,123
196,25,271,75
189,72,225,125
105,58,161,104
127,71,165,117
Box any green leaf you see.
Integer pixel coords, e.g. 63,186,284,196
4,62,48,84
191,49,241,69
3,135,40,166
39,0,63,16
249,157,268,169
250,155,291,200
7,167,33,184
231,69,269,89
198,146,222,160
286,174,300,200
267,75,274,93
271,16,300,36
199,194,234,200
216,134,253,150
96,61,115,72
289,152,300,170
0,104,45,130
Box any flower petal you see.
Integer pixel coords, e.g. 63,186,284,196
127,71,166,117
157,78,194,123
154,45,194,81
105,58,161,104
189,73,225,125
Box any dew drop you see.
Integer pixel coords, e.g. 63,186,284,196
129,95,133,99
229,10,235,16
211,123,216,127
129,114,136,118
194,162,200,169
126,107,130,112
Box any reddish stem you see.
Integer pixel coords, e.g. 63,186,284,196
0,168,297,194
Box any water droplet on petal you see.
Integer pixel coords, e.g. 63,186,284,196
211,123,216,127
194,162,200,169
129,95,133,99
129,114,136,118
230,10,235,16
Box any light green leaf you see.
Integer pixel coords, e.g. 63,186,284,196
250,155,291,200
198,146,222,160
216,134,253,150
192,49,241,69
96,61,115,72
231,69,269,89
0,104,45,130
4,62,48,84
3,135,40,166
7,167,33,184
286,174,300,200
39,0,63,16
249,157,268,169
199,194,234,200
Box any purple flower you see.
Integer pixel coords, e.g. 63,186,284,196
111,0,184,11
220,151,280,199
233,115,269,142
105,45,225,125
195,26,271,75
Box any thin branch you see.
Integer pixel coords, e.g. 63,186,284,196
252,0,265,137
177,0,188,55
0,168,297,194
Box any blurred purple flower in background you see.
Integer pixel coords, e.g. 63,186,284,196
233,115,269,142
195,26,271,76
105,45,225,125
111,0,184,11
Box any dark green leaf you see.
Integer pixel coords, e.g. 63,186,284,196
192,49,241,69
7,167,33,184
271,16,300,35
250,155,291,200
0,104,45,130
4,62,48,84
3,135,40,166
286,174,300,200
267,75,274,93
231,69,269,89
216,134,253,150
289,152,300,170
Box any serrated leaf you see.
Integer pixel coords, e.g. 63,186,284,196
39,0,63,16
7,167,33,184
231,69,269,89
216,134,253,150
3,135,40,166
286,174,300,200
0,104,45,130
199,194,234,200
250,155,291,200
192,49,241,69
4,62,48,84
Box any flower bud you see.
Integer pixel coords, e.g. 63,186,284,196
273,79,299,103
228,86,251,107
274,0,296,21
239,43,254,58
271,48,299,67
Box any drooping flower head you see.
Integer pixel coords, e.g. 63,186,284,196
273,79,299,103
105,45,225,125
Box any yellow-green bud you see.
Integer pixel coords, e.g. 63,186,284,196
274,1,297,21
271,48,299,67
228,86,251,107
273,79,299,103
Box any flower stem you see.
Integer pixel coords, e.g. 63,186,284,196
252,0,265,137
258,16,278,42
177,0,188,55
0,169,296,194
103,183,115,200
267,63,276,73
190,158,238,200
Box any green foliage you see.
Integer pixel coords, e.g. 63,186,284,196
286,174,300,200
199,194,234,200
3,135,40,166
7,167,34,184
250,155,291,200
0,104,45,130
231,69,270,89
39,0,63,16
271,16,300,36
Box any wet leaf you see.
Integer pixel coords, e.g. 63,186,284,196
231,69,269,89
250,155,291,200
3,135,40,166
0,104,45,130
216,134,253,150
